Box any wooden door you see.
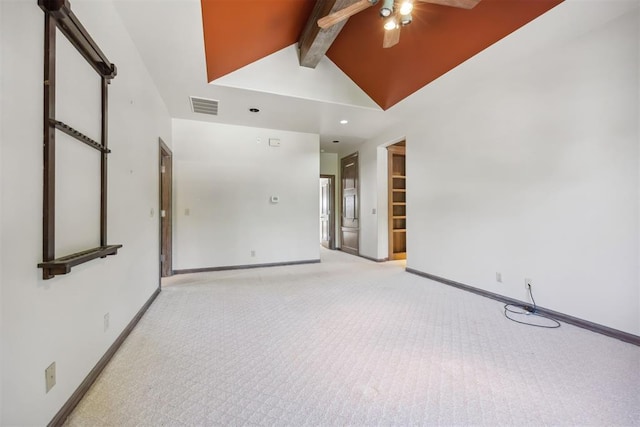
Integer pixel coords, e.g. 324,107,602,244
159,139,173,277
341,153,359,255
320,175,335,249
388,143,406,260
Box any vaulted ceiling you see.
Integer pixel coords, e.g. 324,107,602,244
201,0,563,110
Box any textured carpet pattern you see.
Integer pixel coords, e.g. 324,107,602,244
66,249,640,426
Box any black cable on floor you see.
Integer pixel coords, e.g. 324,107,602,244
503,284,560,329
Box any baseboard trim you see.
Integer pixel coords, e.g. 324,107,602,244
406,268,640,347
48,287,161,427
335,248,388,263
358,253,389,263
173,259,321,275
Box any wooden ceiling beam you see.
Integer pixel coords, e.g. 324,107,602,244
298,0,359,69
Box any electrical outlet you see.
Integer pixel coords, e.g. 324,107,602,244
496,272,502,283
250,250,256,257
45,362,56,393
104,313,110,332
525,278,532,289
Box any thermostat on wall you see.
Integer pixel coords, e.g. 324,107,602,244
269,138,281,147
270,196,279,204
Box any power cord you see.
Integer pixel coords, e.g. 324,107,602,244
503,284,561,329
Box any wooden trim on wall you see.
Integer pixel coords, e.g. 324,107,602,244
406,267,640,347
99,77,109,246
159,138,173,278
174,259,321,275
38,0,121,279
48,287,161,427
356,252,389,263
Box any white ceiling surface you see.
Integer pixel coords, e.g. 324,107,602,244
213,45,380,110
112,0,396,154
112,0,639,154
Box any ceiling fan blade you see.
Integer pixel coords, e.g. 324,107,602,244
383,25,401,48
417,0,481,9
318,0,375,29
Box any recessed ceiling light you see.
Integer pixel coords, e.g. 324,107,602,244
332,140,340,143
249,107,260,113
340,119,348,124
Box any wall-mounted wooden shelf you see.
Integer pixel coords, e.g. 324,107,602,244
38,0,121,279
38,245,122,277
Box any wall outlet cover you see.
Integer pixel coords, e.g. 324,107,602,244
45,362,56,393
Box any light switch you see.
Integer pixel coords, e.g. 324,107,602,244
270,196,279,204
269,138,281,147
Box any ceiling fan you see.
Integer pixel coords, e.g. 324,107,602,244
317,0,481,48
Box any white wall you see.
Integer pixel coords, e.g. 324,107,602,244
320,152,338,177
173,119,319,270
320,152,340,248
0,1,171,424
358,2,640,334
358,147,378,259
0,0,4,419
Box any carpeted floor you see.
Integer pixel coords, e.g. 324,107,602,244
65,248,639,426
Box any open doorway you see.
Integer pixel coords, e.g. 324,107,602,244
388,141,406,260
320,175,335,249
159,138,173,277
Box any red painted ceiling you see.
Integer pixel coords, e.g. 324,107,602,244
201,0,563,110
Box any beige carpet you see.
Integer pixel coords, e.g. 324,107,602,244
65,248,639,426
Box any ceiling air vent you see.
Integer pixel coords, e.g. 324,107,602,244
190,96,219,116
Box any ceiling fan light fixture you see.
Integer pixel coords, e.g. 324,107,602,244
399,1,413,15
379,0,394,17
400,12,412,26
384,18,398,30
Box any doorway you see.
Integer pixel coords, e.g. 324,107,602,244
320,175,335,249
159,138,173,277
340,152,359,255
